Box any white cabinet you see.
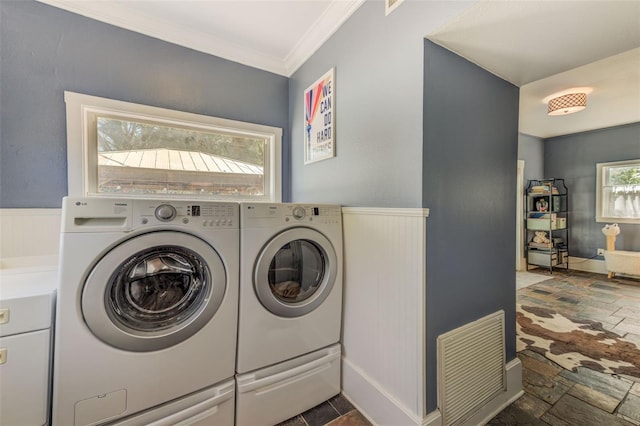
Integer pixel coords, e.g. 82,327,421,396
0,263,57,426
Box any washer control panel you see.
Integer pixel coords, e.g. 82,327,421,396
61,198,238,233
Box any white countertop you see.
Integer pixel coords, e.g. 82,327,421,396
0,255,58,271
0,256,58,299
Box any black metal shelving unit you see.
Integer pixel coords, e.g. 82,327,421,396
525,178,569,273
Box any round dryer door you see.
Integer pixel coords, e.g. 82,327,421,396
82,231,226,352
254,227,337,317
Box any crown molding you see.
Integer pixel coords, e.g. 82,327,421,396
284,0,366,75
36,0,365,77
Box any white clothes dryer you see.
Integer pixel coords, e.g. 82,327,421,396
52,197,238,426
235,203,343,426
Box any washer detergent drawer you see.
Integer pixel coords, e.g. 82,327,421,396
0,329,51,426
235,344,341,426
108,379,235,426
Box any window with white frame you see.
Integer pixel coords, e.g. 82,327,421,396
596,159,640,224
64,91,282,201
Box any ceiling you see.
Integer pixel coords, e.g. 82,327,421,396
427,0,640,139
37,0,640,138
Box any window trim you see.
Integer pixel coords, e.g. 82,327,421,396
596,159,640,224
64,91,282,202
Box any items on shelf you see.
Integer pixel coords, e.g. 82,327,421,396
535,198,549,212
529,231,552,249
528,185,559,195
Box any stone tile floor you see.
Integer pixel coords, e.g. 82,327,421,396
490,268,640,425
277,394,372,426
279,269,640,425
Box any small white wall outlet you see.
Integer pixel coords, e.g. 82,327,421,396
597,248,605,256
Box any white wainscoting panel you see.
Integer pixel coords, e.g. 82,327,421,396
341,207,430,425
0,209,61,259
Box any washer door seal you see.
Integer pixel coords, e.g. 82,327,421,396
82,231,226,352
254,227,337,318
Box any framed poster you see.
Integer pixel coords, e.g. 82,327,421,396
304,67,335,164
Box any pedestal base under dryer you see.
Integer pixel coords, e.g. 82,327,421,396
235,344,341,426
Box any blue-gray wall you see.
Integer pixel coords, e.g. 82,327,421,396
290,1,518,412
288,1,470,207
0,0,289,208
544,123,640,257
423,40,519,412
519,133,545,185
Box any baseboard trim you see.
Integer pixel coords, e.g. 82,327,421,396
342,357,521,426
423,409,443,426
342,357,426,426
568,256,606,275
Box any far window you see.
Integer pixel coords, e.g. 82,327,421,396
596,159,640,224
65,91,282,201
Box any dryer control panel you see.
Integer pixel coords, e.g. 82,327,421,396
284,205,341,224
241,203,341,227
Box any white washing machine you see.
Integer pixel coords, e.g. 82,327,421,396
235,203,343,426
52,197,238,426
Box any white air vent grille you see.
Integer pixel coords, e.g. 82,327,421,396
437,311,506,426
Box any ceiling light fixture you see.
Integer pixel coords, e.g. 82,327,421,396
547,93,587,116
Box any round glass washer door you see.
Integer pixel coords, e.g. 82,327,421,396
82,231,226,352
254,227,337,318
